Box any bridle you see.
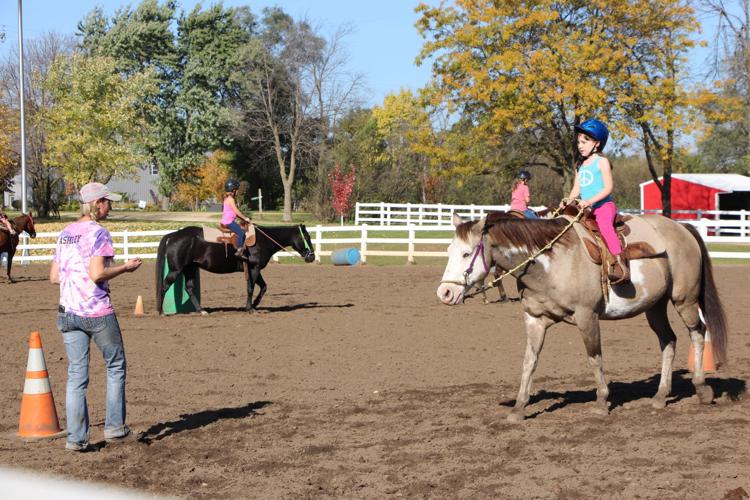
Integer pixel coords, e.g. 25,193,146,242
439,231,492,294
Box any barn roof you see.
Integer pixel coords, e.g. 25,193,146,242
639,173,750,192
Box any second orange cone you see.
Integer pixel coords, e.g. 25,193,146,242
18,331,62,438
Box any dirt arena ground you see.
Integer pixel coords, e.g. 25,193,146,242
0,262,748,499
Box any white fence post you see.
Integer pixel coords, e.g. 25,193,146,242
123,230,129,261
406,203,412,225
360,224,368,264
354,202,360,225
741,210,747,238
379,202,385,227
314,225,322,263
407,225,415,265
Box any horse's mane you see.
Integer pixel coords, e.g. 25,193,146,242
456,219,481,241
485,218,577,252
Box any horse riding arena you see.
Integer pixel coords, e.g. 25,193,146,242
1,262,748,498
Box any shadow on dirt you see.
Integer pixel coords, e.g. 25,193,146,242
137,401,272,445
499,370,746,419
202,302,354,314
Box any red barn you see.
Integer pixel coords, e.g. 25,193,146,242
640,173,750,219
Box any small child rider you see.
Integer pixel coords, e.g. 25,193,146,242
0,208,16,235
220,179,253,260
510,170,538,219
562,118,629,284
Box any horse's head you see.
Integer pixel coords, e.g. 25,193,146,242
437,213,491,305
15,213,36,238
292,224,316,263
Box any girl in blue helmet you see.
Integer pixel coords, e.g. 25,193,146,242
562,119,629,284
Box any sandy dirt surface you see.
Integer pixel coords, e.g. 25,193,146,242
0,262,748,499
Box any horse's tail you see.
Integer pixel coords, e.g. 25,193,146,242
155,233,169,315
683,223,728,366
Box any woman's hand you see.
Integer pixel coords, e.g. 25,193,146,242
579,199,592,209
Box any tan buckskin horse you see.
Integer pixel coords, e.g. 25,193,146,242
437,213,728,422
0,213,37,283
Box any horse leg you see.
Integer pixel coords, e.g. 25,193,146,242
245,266,259,312
251,272,267,310
574,309,609,416
644,297,677,409
183,266,205,316
673,299,713,404
508,313,552,423
6,248,15,283
495,265,507,302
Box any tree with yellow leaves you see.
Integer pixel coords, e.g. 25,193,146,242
173,150,232,211
0,105,19,195
416,0,709,211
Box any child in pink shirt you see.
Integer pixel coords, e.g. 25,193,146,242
510,170,538,218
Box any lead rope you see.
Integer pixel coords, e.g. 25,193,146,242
464,205,585,299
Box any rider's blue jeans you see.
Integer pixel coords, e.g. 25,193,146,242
227,220,245,247
57,312,127,446
523,209,539,219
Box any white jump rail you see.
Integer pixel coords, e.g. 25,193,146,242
9,221,750,266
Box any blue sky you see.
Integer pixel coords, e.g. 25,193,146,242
0,0,435,106
0,1,724,105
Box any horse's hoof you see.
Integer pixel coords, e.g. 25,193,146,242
591,405,609,416
651,396,667,410
506,411,525,423
695,384,714,404
200,310,209,316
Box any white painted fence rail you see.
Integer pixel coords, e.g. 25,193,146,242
9,220,750,266
355,202,750,235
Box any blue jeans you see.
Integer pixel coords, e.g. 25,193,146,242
523,209,539,219
227,220,245,247
57,312,127,445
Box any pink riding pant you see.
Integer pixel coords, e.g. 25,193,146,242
592,201,622,255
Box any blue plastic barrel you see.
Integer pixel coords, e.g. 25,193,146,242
330,247,361,266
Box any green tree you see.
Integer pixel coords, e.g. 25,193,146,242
77,0,254,206
42,54,156,186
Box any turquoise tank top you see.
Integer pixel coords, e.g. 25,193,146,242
578,156,612,208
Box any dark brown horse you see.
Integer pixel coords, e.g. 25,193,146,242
0,213,37,283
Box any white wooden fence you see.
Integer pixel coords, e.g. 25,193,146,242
355,202,750,236
7,218,750,266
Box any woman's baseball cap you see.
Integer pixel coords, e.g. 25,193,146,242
80,182,122,203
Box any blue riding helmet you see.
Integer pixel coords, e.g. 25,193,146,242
575,119,609,150
517,170,532,180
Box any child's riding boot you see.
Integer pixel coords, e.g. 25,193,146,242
234,244,247,260
608,254,630,285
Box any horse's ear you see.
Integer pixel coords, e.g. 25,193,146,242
452,213,464,227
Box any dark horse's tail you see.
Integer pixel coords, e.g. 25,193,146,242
683,223,728,366
155,233,169,315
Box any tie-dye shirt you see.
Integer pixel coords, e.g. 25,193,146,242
53,220,115,317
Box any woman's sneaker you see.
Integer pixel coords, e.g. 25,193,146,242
65,441,91,452
104,426,134,443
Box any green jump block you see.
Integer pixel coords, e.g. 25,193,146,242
162,261,200,315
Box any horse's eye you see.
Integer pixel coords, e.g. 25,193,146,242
462,252,471,259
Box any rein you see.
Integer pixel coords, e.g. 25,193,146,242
462,205,585,300
253,225,312,260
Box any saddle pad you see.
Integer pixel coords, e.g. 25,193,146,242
202,226,230,243
565,215,667,264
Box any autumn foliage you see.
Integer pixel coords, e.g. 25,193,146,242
328,164,356,219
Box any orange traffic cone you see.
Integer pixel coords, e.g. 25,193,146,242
134,295,144,316
18,332,63,438
688,330,717,373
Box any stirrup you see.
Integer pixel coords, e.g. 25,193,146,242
608,259,630,285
